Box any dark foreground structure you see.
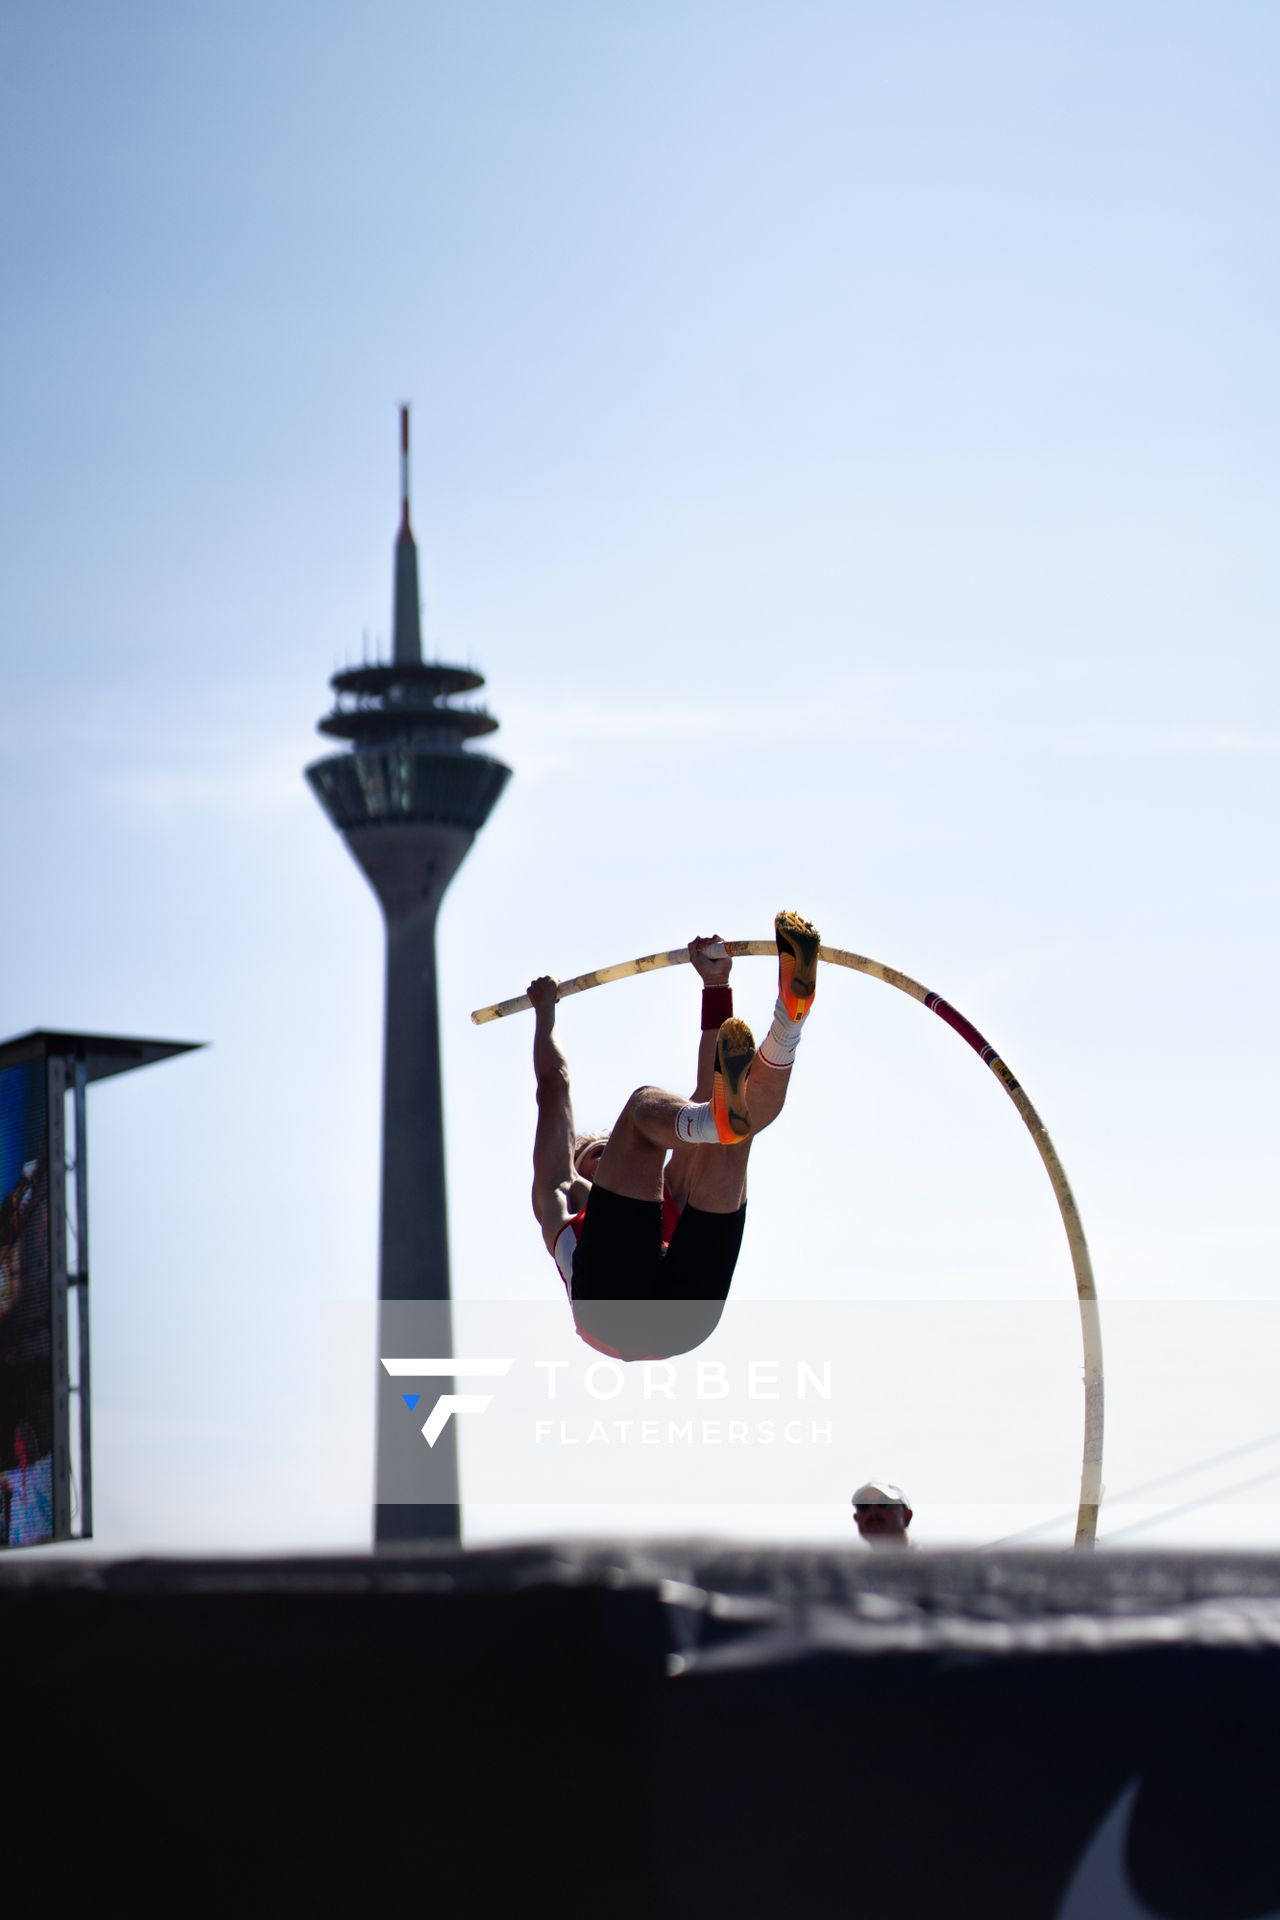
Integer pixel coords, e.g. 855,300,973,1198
7,1543,1280,1916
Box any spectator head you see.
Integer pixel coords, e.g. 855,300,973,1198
852,1479,913,1547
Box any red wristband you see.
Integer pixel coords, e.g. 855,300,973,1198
701,986,733,1030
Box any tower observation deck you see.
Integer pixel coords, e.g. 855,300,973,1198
306,408,510,1545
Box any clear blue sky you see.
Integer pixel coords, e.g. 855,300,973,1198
2,2,1277,1554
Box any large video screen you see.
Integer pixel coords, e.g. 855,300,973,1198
0,1061,53,1548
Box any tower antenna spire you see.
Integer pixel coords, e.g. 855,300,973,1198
392,403,423,664
399,402,411,533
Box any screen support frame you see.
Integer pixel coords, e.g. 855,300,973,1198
47,1056,72,1538
72,1057,92,1537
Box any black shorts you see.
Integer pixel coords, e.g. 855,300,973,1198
570,1183,747,1360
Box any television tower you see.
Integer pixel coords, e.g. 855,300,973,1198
306,408,510,1545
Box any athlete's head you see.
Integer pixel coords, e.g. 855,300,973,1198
573,1132,608,1182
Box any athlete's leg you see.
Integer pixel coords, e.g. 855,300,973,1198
587,1013,751,1201
587,1091,671,1203
675,910,820,1214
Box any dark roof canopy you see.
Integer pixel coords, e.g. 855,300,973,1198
0,1031,204,1085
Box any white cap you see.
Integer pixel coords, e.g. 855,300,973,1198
852,1479,908,1506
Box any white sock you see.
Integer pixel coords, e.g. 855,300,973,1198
757,996,805,1072
675,1101,720,1145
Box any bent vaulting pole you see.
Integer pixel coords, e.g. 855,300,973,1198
473,941,1103,1548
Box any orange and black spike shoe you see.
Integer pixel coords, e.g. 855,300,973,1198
775,910,821,1021
711,1017,756,1142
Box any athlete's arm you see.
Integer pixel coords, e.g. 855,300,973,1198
666,936,732,1216
687,935,731,1099
529,975,582,1254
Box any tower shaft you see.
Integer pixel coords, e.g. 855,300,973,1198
340,822,472,1303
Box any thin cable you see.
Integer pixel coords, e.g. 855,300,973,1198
1101,1463,1280,1543
990,1424,1280,1547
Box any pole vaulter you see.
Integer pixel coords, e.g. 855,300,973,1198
474,936,1103,1549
